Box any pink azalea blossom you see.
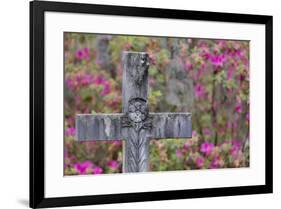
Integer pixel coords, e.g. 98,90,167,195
226,121,232,129
81,74,94,86
230,140,242,157
107,160,119,169
216,40,227,48
194,84,205,98
196,156,204,168
65,127,75,136
65,78,73,90
94,75,106,85
75,49,84,59
210,156,220,169
124,42,132,50
83,47,90,60
75,47,91,60
235,101,242,113
75,73,82,85
74,161,93,174
148,53,157,65
183,142,189,150
227,67,234,80
176,149,183,158
112,140,122,146
184,59,193,71
210,54,225,67
93,166,103,174
200,142,214,156
101,83,110,96
192,130,198,137
201,51,211,60
203,128,211,136
148,77,156,86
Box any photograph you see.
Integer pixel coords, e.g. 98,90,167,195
29,1,273,207
64,32,250,175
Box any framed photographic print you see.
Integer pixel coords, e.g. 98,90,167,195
30,0,273,208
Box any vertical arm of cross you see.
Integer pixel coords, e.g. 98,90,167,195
121,51,150,172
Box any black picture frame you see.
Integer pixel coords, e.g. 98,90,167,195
30,0,273,208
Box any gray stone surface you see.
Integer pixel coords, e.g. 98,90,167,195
165,39,193,112
76,113,122,141
150,113,192,139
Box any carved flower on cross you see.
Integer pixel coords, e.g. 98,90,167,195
121,98,152,131
128,98,148,123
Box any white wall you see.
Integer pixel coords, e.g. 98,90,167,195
0,0,279,208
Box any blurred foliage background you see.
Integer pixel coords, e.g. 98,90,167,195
64,33,249,175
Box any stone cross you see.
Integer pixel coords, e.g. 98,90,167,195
75,52,192,173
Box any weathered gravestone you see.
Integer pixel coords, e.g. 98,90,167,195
75,52,192,173
165,39,194,112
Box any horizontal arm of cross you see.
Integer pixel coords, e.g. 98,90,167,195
75,113,123,141
75,112,192,142
149,113,192,139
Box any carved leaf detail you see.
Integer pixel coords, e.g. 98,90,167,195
126,129,148,172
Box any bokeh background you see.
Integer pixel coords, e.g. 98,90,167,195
64,33,249,175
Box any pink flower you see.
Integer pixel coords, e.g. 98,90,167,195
200,142,214,156
101,83,110,95
149,77,156,86
192,130,198,137
201,51,211,60
74,161,93,174
216,40,227,48
184,59,193,71
65,78,73,90
210,156,220,169
93,166,103,174
65,127,75,136
203,128,211,136
112,140,122,146
227,67,234,80
81,74,94,86
75,47,91,60
148,53,157,65
235,101,242,113
194,84,205,98
94,75,106,85
210,54,225,67
107,160,119,169
83,47,90,59
75,49,84,59
183,142,189,150
230,140,242,157
75,73,83,85
124,42,132,50
196,156,204,168
176,149,183,158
